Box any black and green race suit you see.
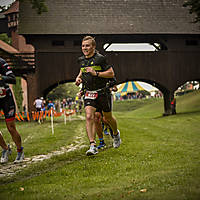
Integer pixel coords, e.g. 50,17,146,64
78,52,112,91
78,52,115,112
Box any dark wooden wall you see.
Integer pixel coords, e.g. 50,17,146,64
26,50,200,114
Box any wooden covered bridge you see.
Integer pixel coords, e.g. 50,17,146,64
8,0,200,113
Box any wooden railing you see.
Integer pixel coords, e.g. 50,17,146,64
0,52,35,76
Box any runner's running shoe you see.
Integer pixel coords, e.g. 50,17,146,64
97,141,106,149
104,128,109,135
0,144,12,164
86,146,98,156
14,147,24,164
113,130,121,148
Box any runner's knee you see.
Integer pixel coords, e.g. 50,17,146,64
85,113,94,121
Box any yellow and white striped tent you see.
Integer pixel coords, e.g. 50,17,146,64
117,81,145,96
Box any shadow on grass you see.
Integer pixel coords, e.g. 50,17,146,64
153,110,200,119
176,110,200,115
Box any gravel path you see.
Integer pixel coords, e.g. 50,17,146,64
0,115,87,178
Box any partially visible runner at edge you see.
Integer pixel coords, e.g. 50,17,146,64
0,57,24,164
75,36,121,156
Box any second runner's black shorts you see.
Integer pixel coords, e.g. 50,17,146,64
84,92,112,112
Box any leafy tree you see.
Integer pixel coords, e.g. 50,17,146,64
183,0,200,23
47,82,79,101
0,0,48,14
27,0,48,14
0,33,11,44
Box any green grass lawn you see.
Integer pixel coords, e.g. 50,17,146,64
0,91,200,200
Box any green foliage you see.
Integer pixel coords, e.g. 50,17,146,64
12,77,23,111
46,82,79,101
0,34,11,45
19,0,48,14
29,0,48,14
183,0,200,23
0,0,47,14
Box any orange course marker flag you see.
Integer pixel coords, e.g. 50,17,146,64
15,113,21,121
44,110,47,119
18,112,24,121
32,111,36,121
55,112,62,117
27,112,30,121
48,110,51,117
36,111,39,120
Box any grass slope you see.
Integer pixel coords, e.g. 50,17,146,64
0,91,200,200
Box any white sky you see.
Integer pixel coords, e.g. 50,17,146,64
105,43,156,52
136,82,158,91
0,0,15,7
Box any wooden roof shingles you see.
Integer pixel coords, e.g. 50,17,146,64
3,0,19,15
18,0,200,35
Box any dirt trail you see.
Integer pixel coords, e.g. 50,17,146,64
0,135,87,178
0,116,87,178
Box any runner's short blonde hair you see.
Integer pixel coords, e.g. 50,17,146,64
82,36,96,47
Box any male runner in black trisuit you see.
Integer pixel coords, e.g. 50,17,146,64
75,36,121,155
0,57,24,163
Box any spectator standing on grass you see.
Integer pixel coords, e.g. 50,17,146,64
33,97,43,112
47,100,55,110
61,98,67,111
41,97,46,110
78,99,83,114
67,98,72,109
75,36,121,156
171,97,176,115
0,57,24,164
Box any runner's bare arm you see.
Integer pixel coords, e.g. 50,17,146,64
75,70,82,86
86,67,114,78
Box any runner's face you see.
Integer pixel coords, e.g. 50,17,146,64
82,39,95,58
